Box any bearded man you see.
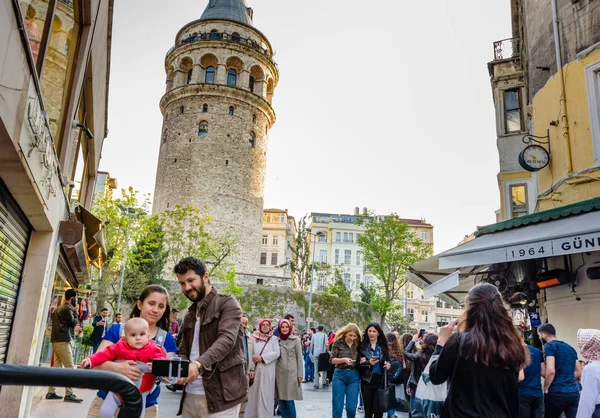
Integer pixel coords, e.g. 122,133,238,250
174,257,247,418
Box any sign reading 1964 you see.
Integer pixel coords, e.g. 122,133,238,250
505,232,600,262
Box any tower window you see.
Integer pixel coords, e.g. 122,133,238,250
504,88,522,133
232,32,241,42
186,69,193,84
180,105,184,114
229,106,234,116
205,66,215,83
198,121,208,136
162,130,167,144
209,29,221,40
202,103,208,112
249,132,255,148
249,76,255,93
252,114,257,123
227,69,237,87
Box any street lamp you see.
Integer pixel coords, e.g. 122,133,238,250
116,204,147,313
306,228,325,329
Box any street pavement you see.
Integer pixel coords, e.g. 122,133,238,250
30,382,409,417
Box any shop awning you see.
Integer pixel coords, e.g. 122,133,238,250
439,198,600,270
74,205,106,268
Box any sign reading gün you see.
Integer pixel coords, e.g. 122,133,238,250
506,232,600,262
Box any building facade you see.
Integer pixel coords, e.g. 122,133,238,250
0,0,112,416
260,209,296,278
152,0,278,275
92,171,118,205
401,283,462,333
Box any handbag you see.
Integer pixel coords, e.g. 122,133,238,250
375,366,400,413
250,337,271,387
317,352,331,372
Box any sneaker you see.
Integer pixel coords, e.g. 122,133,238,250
357,406,364,412
166,384,177,392
314,383,320,389
45,393,62,400
63,394,83,403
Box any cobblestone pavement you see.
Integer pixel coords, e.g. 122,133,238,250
30,382,409,417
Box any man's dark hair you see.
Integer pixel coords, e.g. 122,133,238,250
284,314,294,320
115,313,121,316
311,327,316,333
174,257,207,277
65,289,77,301
538,323,556,336
317,325,324,332
172,308,179,313
101,308,108,312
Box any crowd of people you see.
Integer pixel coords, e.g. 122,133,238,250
44,259,600,418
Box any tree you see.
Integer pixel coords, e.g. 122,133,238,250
321,266,353,310
288,216,311,290
356,213,432,328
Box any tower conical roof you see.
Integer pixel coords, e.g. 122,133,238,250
200,0,254,27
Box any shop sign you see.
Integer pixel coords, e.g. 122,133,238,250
505,231,600,262
528,312,541,328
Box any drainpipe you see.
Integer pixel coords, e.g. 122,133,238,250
551,0,573,175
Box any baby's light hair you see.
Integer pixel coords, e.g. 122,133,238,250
124,317,149,335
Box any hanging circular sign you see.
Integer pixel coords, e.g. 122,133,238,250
518,145,550,172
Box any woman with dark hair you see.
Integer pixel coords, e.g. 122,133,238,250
404,333,438,412
386,333,406,417
359,322,392,418
275,319,303,418
429,283,529,417
399,333,413,412
87,285,177,417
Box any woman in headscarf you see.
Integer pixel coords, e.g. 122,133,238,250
576,328,600,418
275,319,303,418
246,319,281,418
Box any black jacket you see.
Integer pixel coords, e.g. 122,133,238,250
51,303,77,343
358,342,390,383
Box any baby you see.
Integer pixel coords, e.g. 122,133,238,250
81,317,166,418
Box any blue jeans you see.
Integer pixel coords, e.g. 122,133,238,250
278,400,296,418
304,352,314,381
544,392,580,418
332,368,360,418
387,410,395,418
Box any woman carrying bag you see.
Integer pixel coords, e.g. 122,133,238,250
359,323,392,418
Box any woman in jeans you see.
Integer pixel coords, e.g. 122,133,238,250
275,319,303,418
386,332,406,418
359,322,391,418
429,283,528,417
330,323,362,418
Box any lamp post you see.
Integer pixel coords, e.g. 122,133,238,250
306,229,324,329
116,205,147,314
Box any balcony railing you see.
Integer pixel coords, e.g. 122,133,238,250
493,38,520,61
167,31,273,60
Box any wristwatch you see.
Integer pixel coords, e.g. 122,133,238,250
194,360,202,370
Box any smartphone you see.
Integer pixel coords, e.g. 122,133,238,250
152,359,190,378
418,329,426,338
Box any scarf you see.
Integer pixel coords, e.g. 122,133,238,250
578,328,600,362
278,319,293,340
254,319,273,342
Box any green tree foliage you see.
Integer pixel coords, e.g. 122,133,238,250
321,266,353,310
356,213,432,327
288,216,311,290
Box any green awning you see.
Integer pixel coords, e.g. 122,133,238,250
476,197,600,237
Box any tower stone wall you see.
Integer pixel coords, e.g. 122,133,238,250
153,2,278,275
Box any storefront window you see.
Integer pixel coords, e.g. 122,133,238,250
20,1,48,64
510,184,528,218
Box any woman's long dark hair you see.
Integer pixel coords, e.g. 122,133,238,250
413,333,438,370
360,322,389,359
386,332,404,362
129,285,171,332
459,283,528,371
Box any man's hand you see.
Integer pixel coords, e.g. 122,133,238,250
97,320,105,326
176,362,200,385
438,319,458,347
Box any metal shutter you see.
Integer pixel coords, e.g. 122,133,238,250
0,180,32,363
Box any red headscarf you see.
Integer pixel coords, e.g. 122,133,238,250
278,319,293,340
254,319,273,342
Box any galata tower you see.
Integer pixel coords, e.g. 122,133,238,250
153,0,278,274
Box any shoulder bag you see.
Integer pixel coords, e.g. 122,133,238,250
375,365,400,413
250,337,271,386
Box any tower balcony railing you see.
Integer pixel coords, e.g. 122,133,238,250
166,31,275,63
493,38,520,61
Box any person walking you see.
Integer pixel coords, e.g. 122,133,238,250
538,323,582,418
87,285,178,417
576,328,600,418
358,322,392,418
174,257,248,417
429,283,529,418
519,331,545,418
170,308,180,337
330,323,362,418
45,288,83,403
246,319,281,418
275,319,303,418
302,329,315,383
239,315,255,418
90,307,109,354
386,332,406,417
404,332,433,412
311,326,328,389
400,333,413,414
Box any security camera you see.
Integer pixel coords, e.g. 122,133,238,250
67,181,76,188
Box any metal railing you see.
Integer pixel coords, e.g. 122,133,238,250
167,31,273,60
0,364,143,418
493,38,520,61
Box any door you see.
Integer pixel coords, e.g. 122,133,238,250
0,179,32,362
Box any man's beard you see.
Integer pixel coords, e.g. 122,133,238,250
185,283,206,302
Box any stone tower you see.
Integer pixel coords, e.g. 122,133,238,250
153,0,278,274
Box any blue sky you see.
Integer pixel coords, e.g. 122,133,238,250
101,0,512,253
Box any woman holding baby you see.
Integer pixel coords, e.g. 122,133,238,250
86,285,178,418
